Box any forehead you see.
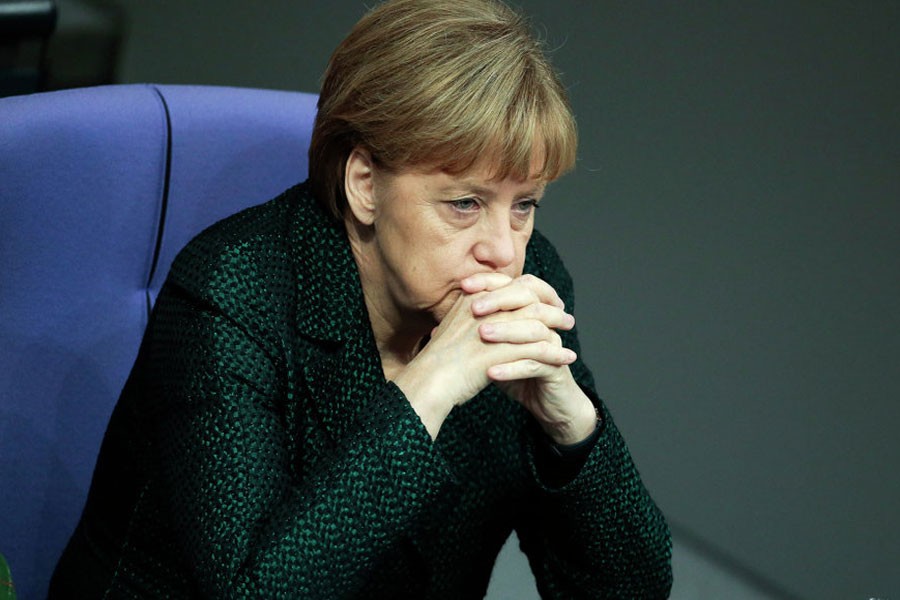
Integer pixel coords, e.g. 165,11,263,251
391,161,546,199
411,143,548,186
393,130,551,185
444,170,545,198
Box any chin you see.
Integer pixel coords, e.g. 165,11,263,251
428,289,464,324
429,304,452,326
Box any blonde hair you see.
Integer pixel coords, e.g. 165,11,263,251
309,0,578,220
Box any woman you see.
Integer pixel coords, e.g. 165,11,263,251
50,0,672,597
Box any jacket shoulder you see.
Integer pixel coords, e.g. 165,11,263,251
165,186,302,300
525,229,574,303
155,185,307,349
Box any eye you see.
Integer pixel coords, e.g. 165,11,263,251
513,199,540,216
448,198,480,213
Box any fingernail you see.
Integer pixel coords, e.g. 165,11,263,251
566,349,577,362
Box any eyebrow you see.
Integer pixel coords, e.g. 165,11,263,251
438,182,546,200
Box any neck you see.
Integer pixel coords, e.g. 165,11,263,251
345,217,433,379
364,290,432,377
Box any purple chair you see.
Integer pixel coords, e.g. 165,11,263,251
0,83,318,598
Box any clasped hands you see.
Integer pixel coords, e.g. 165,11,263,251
394,272,597,444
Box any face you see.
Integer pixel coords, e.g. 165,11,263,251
346,152,546,332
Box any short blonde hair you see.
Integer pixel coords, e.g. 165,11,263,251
308,0,578,220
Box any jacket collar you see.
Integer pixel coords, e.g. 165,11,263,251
283,182,547,447
287,182,387,444
288,181,368,345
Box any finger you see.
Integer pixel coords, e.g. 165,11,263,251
460,272,514,294
471,275,564,316
486,354,576,382
479,319,565,344
488,340,577,370
480,301,575,331
515,274,566,309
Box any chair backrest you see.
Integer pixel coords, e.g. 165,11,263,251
0,83,318,599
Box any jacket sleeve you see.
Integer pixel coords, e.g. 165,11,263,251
141,254,453,598
515,232,673,599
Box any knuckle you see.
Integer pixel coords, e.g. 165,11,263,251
525,360,542,376
539,340,556,356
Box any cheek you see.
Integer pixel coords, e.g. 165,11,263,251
406,248,459,289
511,234,531,274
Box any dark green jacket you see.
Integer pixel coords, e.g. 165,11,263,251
49,182,671,599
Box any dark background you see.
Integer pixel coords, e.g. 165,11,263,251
54,1,900,598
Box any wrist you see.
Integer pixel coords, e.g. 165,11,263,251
393,370,453,441
544,392,599,446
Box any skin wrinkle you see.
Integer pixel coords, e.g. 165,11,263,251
46,0,671,594
346,153,545,369
341,144,596,447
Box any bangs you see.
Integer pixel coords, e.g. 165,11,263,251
375,41,576,181
309,0,578,220
435,100,577,183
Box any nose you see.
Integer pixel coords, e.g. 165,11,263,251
472,214,517,270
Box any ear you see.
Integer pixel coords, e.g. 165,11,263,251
344,146,378,226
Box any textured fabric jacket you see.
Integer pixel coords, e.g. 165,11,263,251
49,182,672,599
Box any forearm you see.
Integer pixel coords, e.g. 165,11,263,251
158,382,452,598
149,285,453,597
393,364,454,440
529,376,599,445
520,404,672,598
